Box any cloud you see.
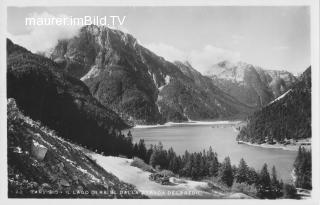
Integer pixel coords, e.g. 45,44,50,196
143,42,187,62
144,43,240,74
8,12,81,53
189,45,241,73
8,12,240,75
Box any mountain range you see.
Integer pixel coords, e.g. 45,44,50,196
49,25,254,125
7,24,304,142
6,24,311,198
207,61,297,108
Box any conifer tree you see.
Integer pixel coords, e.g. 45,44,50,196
271,166,278,184
149,142,167,169
235,158,249,183
257,163,272,198
293,147,311,189
219,157,234,187
270,165,281,198
137,139,147,160
246,167,259,185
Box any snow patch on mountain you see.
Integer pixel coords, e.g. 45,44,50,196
159,75,171,91
152,73,158,87
80,65,101,81
268,89,292,105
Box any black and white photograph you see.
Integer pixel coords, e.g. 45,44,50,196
1,0,319,203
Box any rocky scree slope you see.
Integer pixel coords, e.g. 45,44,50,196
50,25,252,124
7,98,146,198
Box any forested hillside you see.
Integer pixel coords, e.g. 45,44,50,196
7,39,135,156
237,67,311,144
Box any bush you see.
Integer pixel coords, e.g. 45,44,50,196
130,157,155,173
231,182,257,197
283,183,299,199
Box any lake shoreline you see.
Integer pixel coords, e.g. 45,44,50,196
237,140,311,152
134,120,242,129
132,122,297,181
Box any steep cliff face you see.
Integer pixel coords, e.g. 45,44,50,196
237,67,311,144
207,61,296,107
7,98,145,198
50,25,252,124
7,39,129,155
171,61,254,120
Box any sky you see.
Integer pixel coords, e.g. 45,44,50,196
7,6,311,74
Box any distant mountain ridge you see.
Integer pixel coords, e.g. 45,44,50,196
207,60,297,108
237,66,311,144
50,25,253,124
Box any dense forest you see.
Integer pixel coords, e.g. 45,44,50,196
102,134,311,199
237,67,311,144
293,147,312,189
7,39,140,157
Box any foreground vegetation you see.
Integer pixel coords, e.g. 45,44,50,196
124,135,311,199
293,147,312,190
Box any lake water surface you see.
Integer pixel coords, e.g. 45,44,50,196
131,123,297,182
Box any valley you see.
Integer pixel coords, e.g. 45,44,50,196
6,24,312,199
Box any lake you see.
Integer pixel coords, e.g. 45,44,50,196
131,122,297,182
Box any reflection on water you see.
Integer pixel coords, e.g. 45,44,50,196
131,124,297,182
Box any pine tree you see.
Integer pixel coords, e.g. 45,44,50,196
271,166,278,184
149,142,168,169
283,183,298,199
133,143,139,157
127,130,132,138
145,145,153,163
219,157,234,187
169,155,181,174
137,139,147,161
207,147,219,177
246,167,259,185
293,147,311,189
257,163,272,198
270,165,281,198
235,158,249,183
190,154,198,179
149,149,157,168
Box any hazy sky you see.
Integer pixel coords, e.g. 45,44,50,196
7,6,310,74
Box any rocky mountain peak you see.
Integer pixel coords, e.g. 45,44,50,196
81,24,137,48
48,26,254,124
207,60,297,108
